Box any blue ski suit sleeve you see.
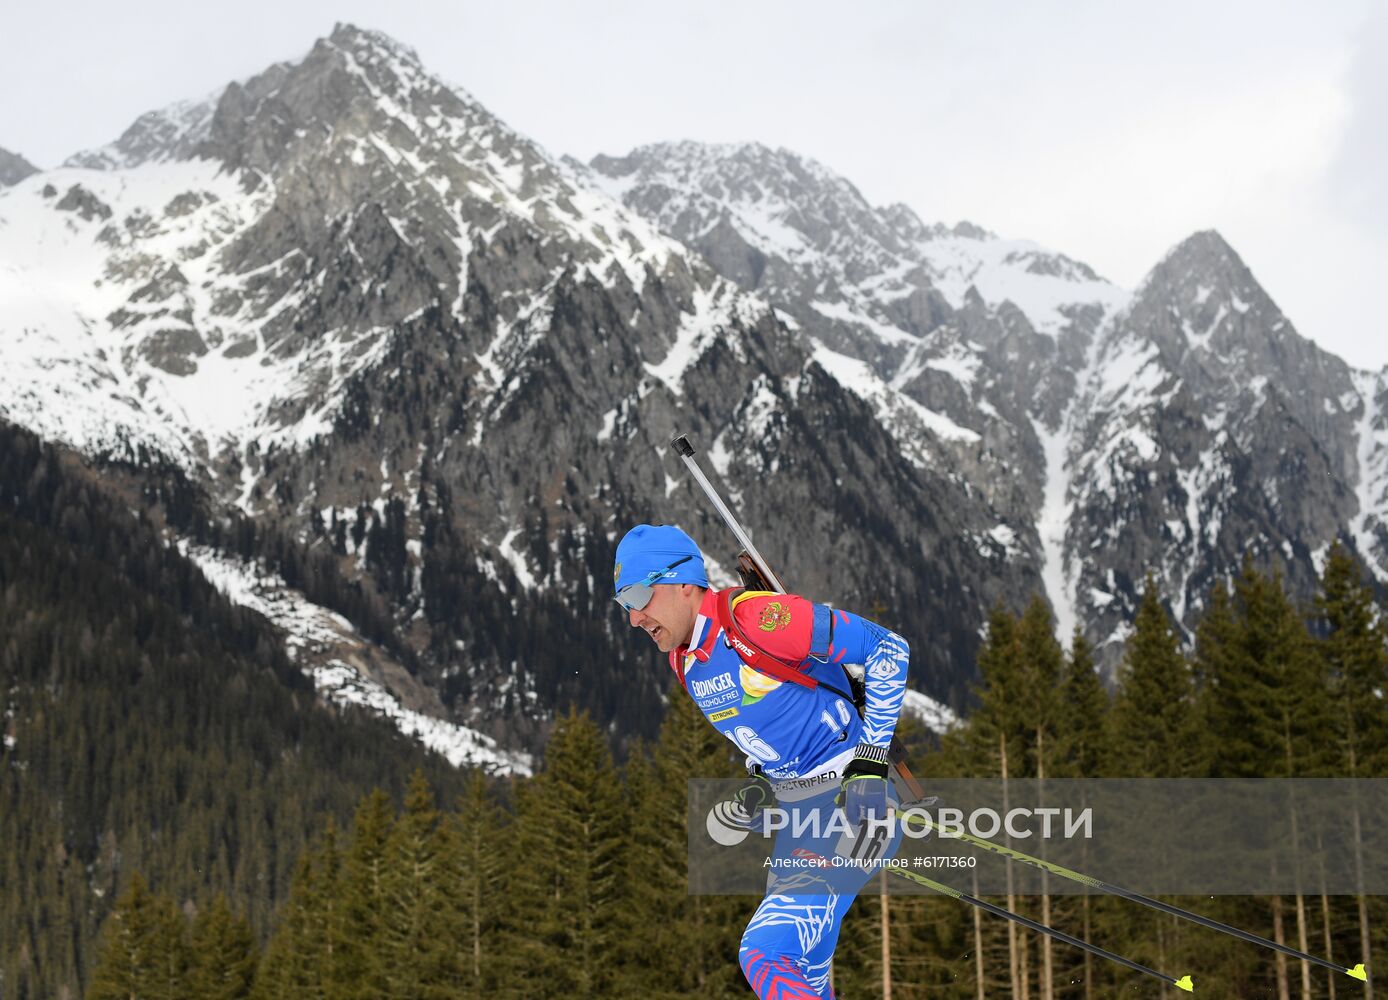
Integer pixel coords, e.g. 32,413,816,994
825,609,909,748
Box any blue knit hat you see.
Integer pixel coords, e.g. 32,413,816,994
613,524,709,594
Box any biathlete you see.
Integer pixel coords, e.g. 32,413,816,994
614,523,912,1000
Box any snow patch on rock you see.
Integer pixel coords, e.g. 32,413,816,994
902,688,959,734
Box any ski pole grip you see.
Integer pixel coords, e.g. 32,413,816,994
671,434,695,458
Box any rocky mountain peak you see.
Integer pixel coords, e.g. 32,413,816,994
0,147,39,187
878,203,992,245
1136,229,1256,320
590,140,908,263
200,23,468,176
6,23,698,482
1122,229,1354,427
879,202,935,243
64,97,219,170
328,21,424,65
65,24,493,179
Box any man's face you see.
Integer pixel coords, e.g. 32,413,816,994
627,583,696,653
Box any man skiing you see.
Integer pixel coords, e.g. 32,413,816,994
614,523,911,1000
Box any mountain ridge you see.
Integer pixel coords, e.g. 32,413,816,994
591,137,1388,662
2,25,982,756
1,24,1384,760
0,146,39,186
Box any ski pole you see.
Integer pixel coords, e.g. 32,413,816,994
894,809,1369,983
889,865,1194,992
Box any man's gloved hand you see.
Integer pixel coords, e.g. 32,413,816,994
732,768,777,826
839,744,892,825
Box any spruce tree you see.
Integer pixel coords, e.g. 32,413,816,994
1316,542,1388,778
953,602,1030,997
500,710,626,999
454,770,506,998
1108,577,1197,778
617,694,747,998
380,770,465,998
86,873,188,1000
1016,595,1065,777
253,826,341,1000
1016,596,1065,999
188,895,256,1000
1101,577,1202,996
1055,627,1109,778
1190,581,1238,775
1191,562,1330,996
338,791,393,999
1314,543,1388,998
1199,562,1286,779
962,602,1027,774
1051,627,1110,1000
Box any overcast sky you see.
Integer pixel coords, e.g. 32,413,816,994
4,1,1384,368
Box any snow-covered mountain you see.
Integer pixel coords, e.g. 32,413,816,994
1,28,692,480
0,25,984,757
590,141,1388,663
2,24,1383,764
587,142,1124,370
0,148,38,188
586,143,1131,582
182,541,532,774
1062,231,1382,648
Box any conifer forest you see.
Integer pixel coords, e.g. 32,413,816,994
1,419,1385,1000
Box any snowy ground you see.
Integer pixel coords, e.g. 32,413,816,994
181,542,532,775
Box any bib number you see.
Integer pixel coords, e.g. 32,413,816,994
730,725,780,764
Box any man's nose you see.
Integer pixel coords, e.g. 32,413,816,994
628,607,645,628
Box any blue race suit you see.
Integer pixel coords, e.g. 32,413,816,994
671,589,910,1000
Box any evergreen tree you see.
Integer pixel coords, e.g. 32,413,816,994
1108,577,1197,777
1189,580,1235,770
1016,595,1065,778
1314,543,1388,998
453,771,507,998
188,895,257,1000
1016,596,1065,999
950,602,1033,997
500,710,625,998
86,873,187,1000
959,602,1027,775
380,770,466,998
1198,563,1280,778
617,694,747,998
253,825,342,1000
1316,542,1388,778
1190,562,1340,996
338,792,393,1000
1055,626,1110,778
0,421,468,997
1049,627,1110,1000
